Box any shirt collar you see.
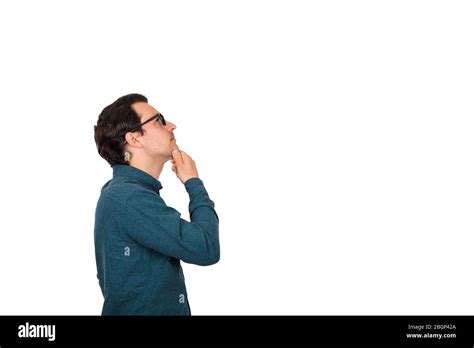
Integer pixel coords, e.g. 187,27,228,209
112,164,163,193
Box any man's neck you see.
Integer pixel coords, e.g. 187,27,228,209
129,158,166,181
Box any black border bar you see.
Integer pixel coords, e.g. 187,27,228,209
0,316,473,346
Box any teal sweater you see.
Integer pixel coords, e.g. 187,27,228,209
94,164,220,315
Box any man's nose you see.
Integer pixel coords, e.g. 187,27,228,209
167,121,176,131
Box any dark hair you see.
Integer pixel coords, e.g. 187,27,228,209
94,93,148,166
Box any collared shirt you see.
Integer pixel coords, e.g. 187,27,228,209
94,164,220,315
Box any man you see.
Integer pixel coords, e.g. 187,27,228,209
93,93,220,315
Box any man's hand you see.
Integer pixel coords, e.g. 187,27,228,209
171,149,200,184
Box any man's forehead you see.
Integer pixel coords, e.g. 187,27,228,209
132,102,159,119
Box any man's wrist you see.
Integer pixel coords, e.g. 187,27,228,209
184,177,201,185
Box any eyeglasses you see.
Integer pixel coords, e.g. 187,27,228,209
130,113,166,132
123,113,166,144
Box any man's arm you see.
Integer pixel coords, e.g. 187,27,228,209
124,178,220,266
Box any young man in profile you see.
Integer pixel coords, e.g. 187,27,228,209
93,93,220,315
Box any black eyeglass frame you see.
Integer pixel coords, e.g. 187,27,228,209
122,113,166,144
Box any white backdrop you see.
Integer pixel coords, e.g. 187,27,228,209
0,0,472,315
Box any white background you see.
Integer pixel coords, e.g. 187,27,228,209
0,0,472,315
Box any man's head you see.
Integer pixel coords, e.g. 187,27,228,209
94,93,178,166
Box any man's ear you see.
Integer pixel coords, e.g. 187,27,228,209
124,132,143,148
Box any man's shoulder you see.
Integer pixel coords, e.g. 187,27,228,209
99,177,151,207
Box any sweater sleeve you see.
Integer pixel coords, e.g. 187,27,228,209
124,178,220,266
